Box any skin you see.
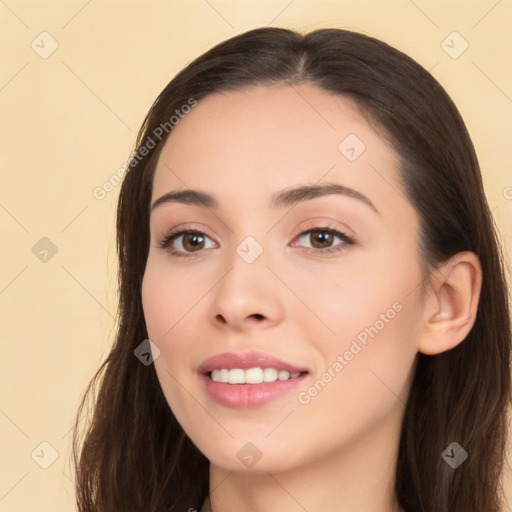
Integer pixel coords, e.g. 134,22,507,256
141,84,482,512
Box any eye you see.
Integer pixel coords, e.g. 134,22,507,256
291,225,354,255
158,228,216,258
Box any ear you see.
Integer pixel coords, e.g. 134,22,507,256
417,251,482,355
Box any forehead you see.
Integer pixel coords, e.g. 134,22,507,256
151,84,402,213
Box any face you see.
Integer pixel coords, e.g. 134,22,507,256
142,84,425,473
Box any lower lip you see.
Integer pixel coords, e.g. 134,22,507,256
200,372,309,408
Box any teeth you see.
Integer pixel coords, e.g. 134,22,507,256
263,368,278,382
210,367,303,384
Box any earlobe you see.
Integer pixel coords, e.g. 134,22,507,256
417,251,482,356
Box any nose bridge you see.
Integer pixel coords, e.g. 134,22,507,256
209,228,282,328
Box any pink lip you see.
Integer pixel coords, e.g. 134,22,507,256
199,373,310,408
198,350,309,374
198,351,311,408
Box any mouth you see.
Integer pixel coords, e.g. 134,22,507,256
198,351,311,408
200,369,310,408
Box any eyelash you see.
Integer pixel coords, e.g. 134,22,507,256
158,224,355,259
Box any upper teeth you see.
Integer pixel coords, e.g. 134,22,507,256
210,367,302,384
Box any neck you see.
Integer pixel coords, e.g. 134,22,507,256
204,411,406,512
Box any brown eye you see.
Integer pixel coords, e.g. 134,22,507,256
308,229,335,249
180,232,206,252
294,227,353,254
159,229,216,256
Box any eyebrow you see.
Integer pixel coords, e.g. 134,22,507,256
150,182,379,214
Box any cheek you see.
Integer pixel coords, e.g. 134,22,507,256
292,298,419,462
141,261,199,421
141,259,198,405
282,254,420,351
291,245,422,421
141,255,204,341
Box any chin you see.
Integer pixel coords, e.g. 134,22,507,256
194,436,305,475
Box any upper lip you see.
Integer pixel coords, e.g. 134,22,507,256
198,351,309,374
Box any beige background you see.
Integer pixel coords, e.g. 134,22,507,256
0,1,511,510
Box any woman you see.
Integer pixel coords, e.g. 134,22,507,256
72,27,511,511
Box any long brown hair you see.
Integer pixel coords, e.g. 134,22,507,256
72,27,512,511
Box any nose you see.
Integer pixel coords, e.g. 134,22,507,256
208,247,284,332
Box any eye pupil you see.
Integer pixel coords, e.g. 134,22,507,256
311,230,332,248
184,233,204,251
